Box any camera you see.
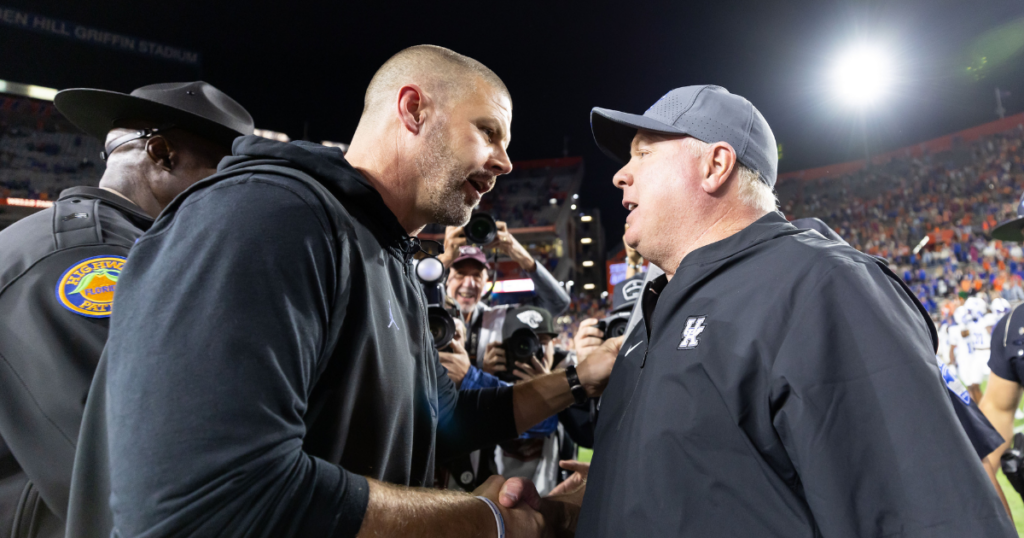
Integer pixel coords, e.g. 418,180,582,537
414,241,456,350
464,212,497,245
1002,432,1024,495
499,328,542,383
499,306,555,383
596,310,631,340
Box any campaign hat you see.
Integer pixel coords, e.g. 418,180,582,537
591,85,778,188
54,81,254,148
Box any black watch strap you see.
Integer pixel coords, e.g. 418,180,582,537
565,365,588,405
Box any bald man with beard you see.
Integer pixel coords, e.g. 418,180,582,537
66,45,621,538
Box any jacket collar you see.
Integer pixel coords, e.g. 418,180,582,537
221,137,417,261
674,211,799,272
58,186,154,230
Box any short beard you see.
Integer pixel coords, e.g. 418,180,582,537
457,300,477,316
417,118,475,226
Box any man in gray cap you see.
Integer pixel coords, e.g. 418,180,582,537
546,85,1014,537
0,81,252,538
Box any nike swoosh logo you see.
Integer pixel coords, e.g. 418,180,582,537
625,342,642,356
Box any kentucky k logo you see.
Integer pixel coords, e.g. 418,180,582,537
678,316,707,349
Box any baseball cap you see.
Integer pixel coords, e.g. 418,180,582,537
992,191,1024,242
503,306,558,339
450,245,490,270
611,274,646,313
591,85,778,188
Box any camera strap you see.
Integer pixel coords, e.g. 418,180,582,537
467,312,484,362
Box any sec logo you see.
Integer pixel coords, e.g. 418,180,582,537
54,256,126,318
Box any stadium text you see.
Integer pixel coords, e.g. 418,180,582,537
0,6,200,66
3,198,54,209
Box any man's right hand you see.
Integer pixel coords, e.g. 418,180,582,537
475,475,545,538
573,318,605,363
438,226,469,269
482,342,507,375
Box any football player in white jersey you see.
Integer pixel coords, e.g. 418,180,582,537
950,305,987,403
966,299,993,402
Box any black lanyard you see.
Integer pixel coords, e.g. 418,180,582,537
467,311,485,363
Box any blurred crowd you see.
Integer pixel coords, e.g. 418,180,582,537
780,128,1024,323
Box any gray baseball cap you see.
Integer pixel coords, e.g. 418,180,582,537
591,85,778,188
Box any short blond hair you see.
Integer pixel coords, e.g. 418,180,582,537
682,137,777,213
363,45,509,119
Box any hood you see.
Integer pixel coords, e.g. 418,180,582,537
220,136,415,257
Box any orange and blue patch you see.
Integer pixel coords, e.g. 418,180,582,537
55,255,126,318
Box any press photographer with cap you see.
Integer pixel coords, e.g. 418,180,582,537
0,81,253,537
442,232,570,375
66,45,620,538
541,84,1014,536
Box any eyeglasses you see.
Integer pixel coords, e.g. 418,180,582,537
101,124,176,161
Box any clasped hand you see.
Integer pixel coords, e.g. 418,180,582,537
475,459,590,538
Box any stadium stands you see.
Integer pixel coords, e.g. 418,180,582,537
0,94,105,202
778,121,1024,321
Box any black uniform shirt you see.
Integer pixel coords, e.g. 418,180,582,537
577,212,1014,538
0,187,151,536
990,307,1024,385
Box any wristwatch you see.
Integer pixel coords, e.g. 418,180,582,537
565,365,588,404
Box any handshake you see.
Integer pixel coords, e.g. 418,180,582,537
474,461,590,538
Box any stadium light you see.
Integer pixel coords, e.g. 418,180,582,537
830,44,893,107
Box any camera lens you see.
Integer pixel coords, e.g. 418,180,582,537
506,329,541,362
427,306,455,349
607,317,629,337
464,213,497,245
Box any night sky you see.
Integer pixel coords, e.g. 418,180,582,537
5,0,1024,241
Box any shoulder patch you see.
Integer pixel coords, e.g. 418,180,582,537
55,255,126,318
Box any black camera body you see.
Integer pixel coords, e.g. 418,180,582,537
414,249,456,350
596,310,632,340
499,328,542,383
464,213,497,245
1002,432,1024,496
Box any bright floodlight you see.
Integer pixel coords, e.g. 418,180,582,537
831,45,893,107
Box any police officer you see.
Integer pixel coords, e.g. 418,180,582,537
979,194,1024,518
0,81,252,537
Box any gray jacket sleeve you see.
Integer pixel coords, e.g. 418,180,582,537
529,260,570,315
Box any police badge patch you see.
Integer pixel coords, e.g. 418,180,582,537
55,255,125,318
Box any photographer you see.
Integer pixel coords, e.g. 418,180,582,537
441,238,570,373
449,306,572,496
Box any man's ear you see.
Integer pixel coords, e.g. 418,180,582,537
701,142,737,195
397,84,430,135
145,136,174,172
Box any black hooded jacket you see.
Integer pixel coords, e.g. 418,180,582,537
66,137,517,538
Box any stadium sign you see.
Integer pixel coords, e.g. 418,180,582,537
3,198,54,208
0,6,200,66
